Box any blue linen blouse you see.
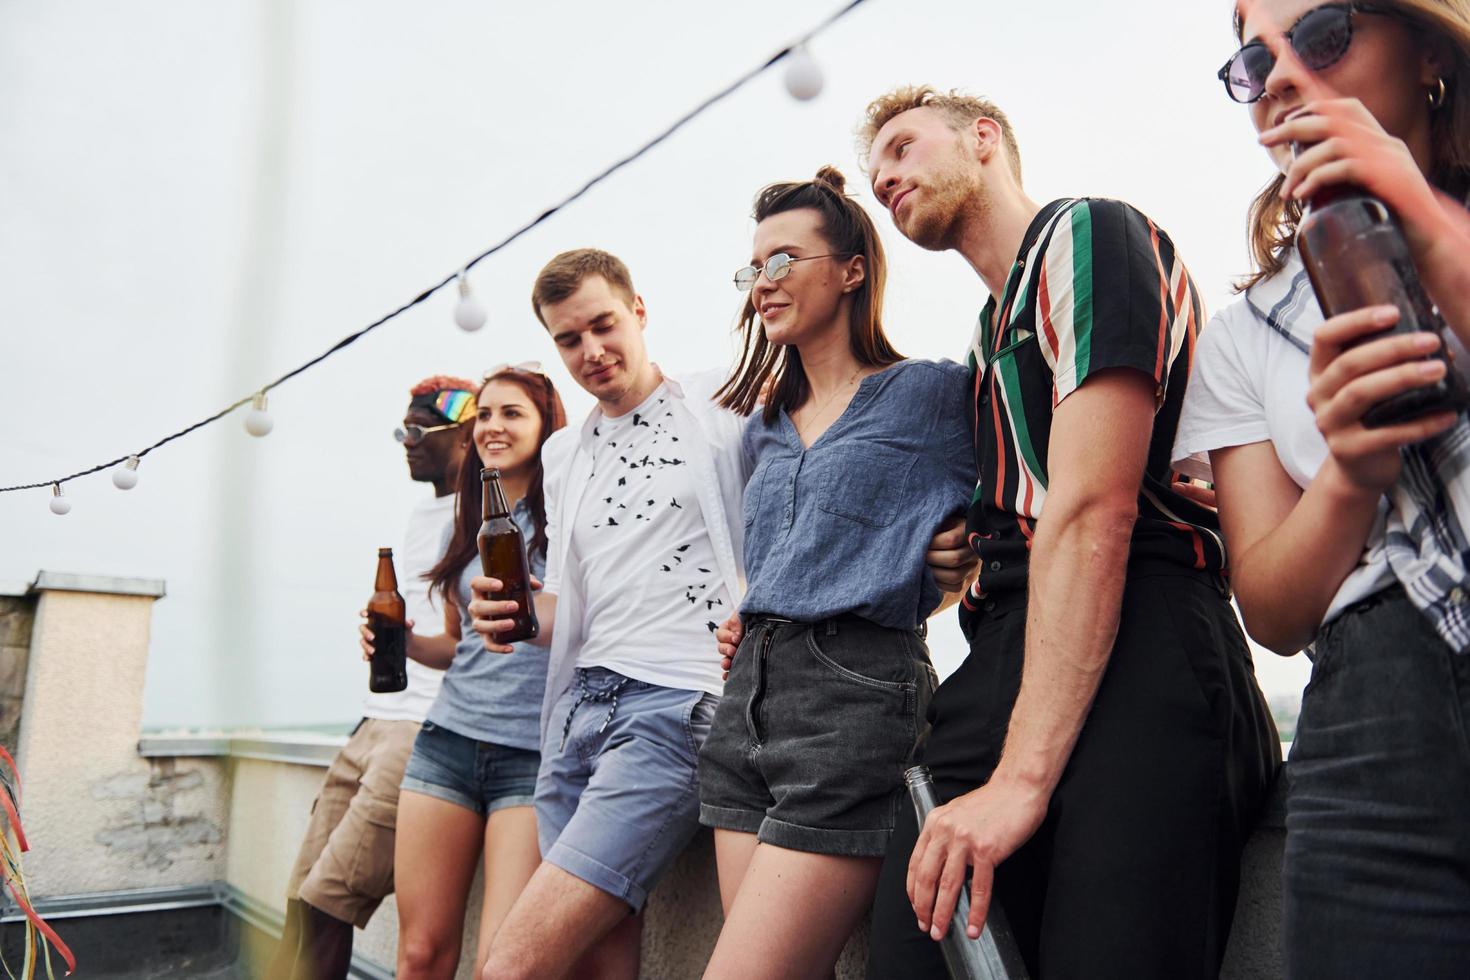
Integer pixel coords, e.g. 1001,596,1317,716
426,498,548,751
739,358,975,628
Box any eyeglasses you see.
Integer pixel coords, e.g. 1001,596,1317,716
483,361,546,380
1218,3,1389,104
733,252,855,292
393,421,461,446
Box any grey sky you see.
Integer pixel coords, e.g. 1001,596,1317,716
0,0,1309,729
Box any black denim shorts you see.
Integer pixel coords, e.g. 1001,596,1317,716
697,614,937,857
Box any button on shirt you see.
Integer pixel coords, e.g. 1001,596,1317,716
740,359,975,629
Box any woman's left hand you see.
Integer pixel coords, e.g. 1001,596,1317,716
1260,97,1445,255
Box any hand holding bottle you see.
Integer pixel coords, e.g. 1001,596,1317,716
358,608,416,661
468,574,542,654
1308,304,1460,494
1260,98,1443,253
908,775,1047,946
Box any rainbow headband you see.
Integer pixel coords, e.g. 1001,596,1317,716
410,388,476,424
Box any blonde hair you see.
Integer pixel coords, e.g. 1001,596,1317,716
1238,0,1470,288
856,85,1023,185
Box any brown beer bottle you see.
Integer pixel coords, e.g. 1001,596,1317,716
478,468,539,644
367,548,408,693
1297,175,1467,427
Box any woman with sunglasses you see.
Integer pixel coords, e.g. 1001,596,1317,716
1175,2,1470,974
697,166,973,978
360,364,567,979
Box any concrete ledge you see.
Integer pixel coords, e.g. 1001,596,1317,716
139,732,347,766
30,571,166,599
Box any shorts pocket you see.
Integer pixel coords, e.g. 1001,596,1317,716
682,692,719,759
342,792,397,900
806,628,917,693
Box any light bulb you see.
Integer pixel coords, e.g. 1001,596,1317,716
245,392,274,437
454,275,487,332
49,483,71,515
783,45,823,101
112,456,140,490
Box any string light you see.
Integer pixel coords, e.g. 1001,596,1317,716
3,0,872,511
783,45,824,101
454,273,487,332
244,393,274,437
111,456,140,490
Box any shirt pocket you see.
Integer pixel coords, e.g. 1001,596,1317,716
743,461,769,527
816,444,916,529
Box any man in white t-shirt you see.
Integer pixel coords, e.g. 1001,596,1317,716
473,250,973,980
264,376,472,980
471,249,743,980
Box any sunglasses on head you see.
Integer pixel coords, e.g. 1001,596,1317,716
483,361,547,381
1218,2,1393,104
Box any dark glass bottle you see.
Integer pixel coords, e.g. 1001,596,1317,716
905,766,1030,980
1297,180,1467,428
477,468,539,644
366,547,408,693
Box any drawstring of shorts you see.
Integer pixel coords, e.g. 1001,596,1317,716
559,672,632,751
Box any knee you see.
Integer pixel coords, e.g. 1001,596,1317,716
397,933,453,977
479,950,535,980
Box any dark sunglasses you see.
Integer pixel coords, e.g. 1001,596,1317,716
1218,2,1391,104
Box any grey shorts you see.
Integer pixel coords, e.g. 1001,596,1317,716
698,614,936,857
535,667,717,912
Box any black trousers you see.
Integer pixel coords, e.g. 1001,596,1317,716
866,567,1281,980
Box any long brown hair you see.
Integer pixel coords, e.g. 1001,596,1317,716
715,166,902,423
1237,0,1470,288
426,369,568,606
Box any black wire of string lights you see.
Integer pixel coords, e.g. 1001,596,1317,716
6,0,869,504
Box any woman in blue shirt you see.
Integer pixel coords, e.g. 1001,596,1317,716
699,166,974,978
361,365,565,979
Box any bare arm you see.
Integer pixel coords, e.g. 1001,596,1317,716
926,515,979,613
1216,304,1459,653
907,369,1154,941
1214,444,1369,654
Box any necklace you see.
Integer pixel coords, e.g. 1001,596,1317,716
794,366,864,441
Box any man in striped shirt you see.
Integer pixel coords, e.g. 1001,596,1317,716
859,87,1280,979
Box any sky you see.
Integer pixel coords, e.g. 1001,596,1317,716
0,0,1312,729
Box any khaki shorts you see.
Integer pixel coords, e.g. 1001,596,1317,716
286,717,420,928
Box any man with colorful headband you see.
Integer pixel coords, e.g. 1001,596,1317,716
264,375,473,980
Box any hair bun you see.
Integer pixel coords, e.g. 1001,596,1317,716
814,165,847,193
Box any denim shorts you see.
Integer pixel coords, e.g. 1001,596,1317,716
400,720,540,817
698,614,936,857
536,667,717,912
